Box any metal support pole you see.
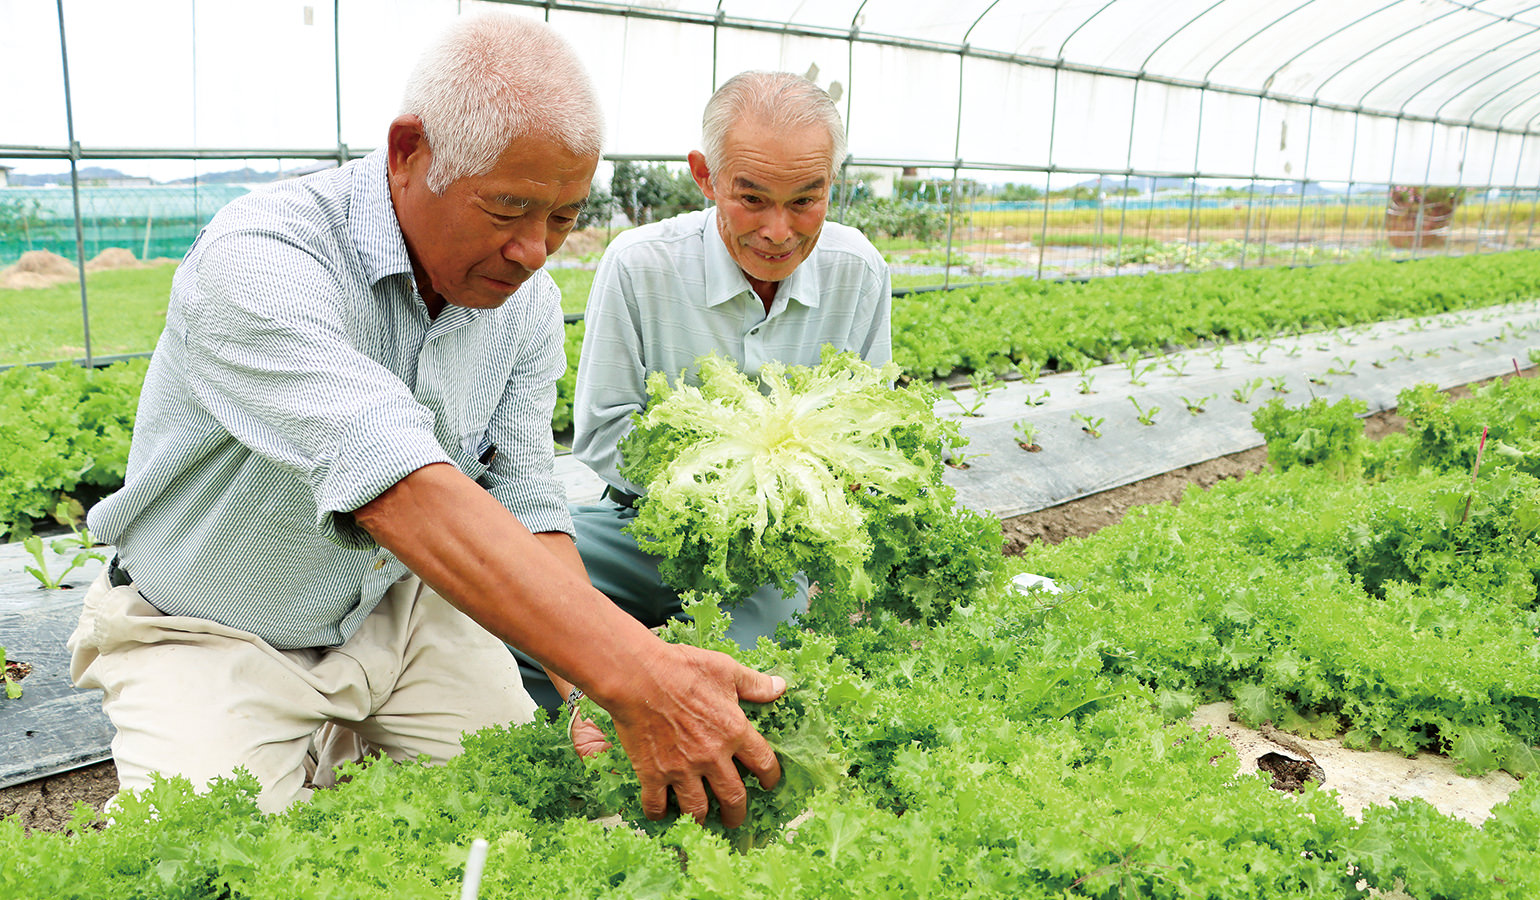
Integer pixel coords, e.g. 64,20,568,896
1379,117,1403,260
1113,77,1141,276
1291,104,1316,267
1240,97,1266,270
1505,134,1528,250
943,47,967,291
838,23,858,217
1529,135,1540,250
334,0,344,168
1339,112,1360,255
56,0,92,367
1036,66,1061,282
1187,88,1206,251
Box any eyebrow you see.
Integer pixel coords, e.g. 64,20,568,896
486,193,590,213
486,194,533,211
734,176,827,195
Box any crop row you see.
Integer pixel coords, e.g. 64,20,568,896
892,250,1540,379
3,251,1536,540
7,373,1540,897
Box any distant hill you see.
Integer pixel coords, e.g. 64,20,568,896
166,161,337,185
8,166,140,186
8,162,336,187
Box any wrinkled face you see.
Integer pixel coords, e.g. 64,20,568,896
690,117,833,297
388,116,596,315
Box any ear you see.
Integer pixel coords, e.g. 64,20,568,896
386,115,430,187
687,150,715,202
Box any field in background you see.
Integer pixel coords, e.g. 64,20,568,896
5,194,1534,365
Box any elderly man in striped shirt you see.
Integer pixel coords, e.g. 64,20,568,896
68,13,784,829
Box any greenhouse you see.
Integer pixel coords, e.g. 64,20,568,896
4,1,1540,897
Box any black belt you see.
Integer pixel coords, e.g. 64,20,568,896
603,486,640,509
107,555,133,588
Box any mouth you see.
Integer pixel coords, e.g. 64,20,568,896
750,246,796,263
480,273,525,293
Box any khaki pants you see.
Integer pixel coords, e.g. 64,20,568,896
68,567,536,813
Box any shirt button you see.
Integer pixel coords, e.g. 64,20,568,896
750,328,760,335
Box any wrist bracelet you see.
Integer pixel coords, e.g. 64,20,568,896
564,687,585,717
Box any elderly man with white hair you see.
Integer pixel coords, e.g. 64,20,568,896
515,70,891,716
71,13,786,828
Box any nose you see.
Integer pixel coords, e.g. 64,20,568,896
759,206,794,246
502,222,549,272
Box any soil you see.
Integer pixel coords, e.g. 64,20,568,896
0,393,1505,834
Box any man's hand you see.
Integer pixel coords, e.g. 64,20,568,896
603,642,786,829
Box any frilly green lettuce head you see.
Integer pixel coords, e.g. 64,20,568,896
618,347,961,604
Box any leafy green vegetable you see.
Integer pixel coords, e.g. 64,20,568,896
579,594,856,852
618,347,959,606
1,646,22,700
1251,395,1368,480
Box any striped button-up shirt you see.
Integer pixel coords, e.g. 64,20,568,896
572,207,892,495
89,149,573,650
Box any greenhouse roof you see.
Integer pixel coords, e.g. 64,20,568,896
4,1,1538,186
597,0,1540,132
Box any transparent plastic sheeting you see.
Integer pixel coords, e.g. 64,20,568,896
938,300,1540,520
5,1,1539,187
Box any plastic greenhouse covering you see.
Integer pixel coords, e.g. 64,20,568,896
3,0,1539,188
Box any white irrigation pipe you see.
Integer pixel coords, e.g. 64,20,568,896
459,838,489,900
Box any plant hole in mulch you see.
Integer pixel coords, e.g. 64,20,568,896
5,660,32,682
1256,751,1327,793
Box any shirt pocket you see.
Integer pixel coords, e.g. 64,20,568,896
454,429,494,482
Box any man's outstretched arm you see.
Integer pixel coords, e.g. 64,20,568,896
353,461,784,827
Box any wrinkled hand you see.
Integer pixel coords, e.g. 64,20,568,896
569,713,612,758
605,642,786,830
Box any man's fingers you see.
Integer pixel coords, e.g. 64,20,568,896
673,778,713,826
736,729,782,792
639,778,670,821
708,766,751,830
736,669,787,705
569,717,612,758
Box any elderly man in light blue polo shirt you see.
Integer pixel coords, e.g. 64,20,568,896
515,70,891,713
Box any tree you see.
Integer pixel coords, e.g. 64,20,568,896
609,162,704,226
996,182,1042,202
0,197,43,245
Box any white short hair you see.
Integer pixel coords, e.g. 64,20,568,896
400,13,603,194
700,71,846,182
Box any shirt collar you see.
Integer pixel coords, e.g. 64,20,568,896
351,148,479,328
351,148,416,289
700,207,821,311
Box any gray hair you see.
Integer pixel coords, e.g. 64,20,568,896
400,13,603,194
700,71,846,182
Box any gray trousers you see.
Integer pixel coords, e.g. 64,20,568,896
512,499,809,711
